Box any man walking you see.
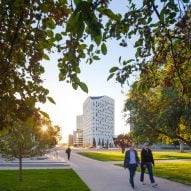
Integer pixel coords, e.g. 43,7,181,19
65,146,71,160
140,142,158,187
124,144,139,189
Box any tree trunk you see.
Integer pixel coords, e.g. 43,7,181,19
179,141,184,153
121,146,125,153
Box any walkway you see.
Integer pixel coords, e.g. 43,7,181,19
68,151,191,191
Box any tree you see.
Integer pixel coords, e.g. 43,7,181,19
0,112,61,181
113,133,132,153
66,1,191,146
1,0,191,150
0,0,115,132
108,1,191,90
103,1,191,148
125,59,191,147
93,137,96,147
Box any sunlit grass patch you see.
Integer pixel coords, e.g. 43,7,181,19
152,151,191,160
142,161,191,185
79,151,125,161
79,150,191,161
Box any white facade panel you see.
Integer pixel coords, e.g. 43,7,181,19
83,96,115,147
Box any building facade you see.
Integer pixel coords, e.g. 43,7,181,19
82,96,115,147
73,115,83,147
68,134,73,146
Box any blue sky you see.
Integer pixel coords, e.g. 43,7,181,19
39,1,137,143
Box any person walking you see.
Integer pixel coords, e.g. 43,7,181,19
140,142,158,187
124,144,139,189
65,146,71,160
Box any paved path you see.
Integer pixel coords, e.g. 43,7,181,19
68,151,191,191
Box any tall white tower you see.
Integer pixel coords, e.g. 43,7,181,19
83,96,114,147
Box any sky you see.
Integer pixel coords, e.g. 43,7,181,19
39,1,137,143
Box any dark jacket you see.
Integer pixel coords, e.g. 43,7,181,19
66,148,71,154
124,149,139,168
141,148,154,165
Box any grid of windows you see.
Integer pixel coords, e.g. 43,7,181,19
82,96,115,147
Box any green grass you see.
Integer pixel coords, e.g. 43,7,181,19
152,161,191,185
79,151,191,161
152,151,191,160
79,151,124,161
116,161,191,185
0,169,90,191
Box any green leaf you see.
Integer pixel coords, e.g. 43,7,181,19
119,56,121,63
76,13,85,38
79,52,86,58
42,53,50,60
89,44,94,52
160,8,166,23
94,33,102,46
39,111,50,119
74,0,81,6
101,43,107,55
169,12,176,19
47,96,56,105
75,66,81,73
135,38,143,47
55,33,62,41
98,8,120,21
93,55,100,60
107,73,115,81
148,17,152,23
124,59,135,65
59,71,66,81
46,18,55,29
72,83,78,90
109,66,119,73
79,82,88,93
66,13,80,34
79,44,86,50
47,30,54,38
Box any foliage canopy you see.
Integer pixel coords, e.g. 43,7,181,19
0,0,191,146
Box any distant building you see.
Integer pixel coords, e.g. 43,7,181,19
76,115,83,131
68,134,73,146
82,96,115,147
74,115,83,147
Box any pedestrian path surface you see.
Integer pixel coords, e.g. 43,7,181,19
68,151,191,191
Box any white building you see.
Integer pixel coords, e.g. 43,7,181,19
76,115,83,131
74,115,83,147
82,96,115,147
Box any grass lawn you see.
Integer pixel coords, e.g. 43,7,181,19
78,150,191,161
0,169,90,191
78,151,124,161
152,161,191,185
116,161,191,185
152,151,191,160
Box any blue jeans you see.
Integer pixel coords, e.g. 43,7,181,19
140,162,155,183
128,164,137,187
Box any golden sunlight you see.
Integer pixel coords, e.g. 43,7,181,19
42,125,48,132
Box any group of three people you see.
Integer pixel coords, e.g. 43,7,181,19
124,142,158,189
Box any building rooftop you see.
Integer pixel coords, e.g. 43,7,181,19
90,96,104,99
